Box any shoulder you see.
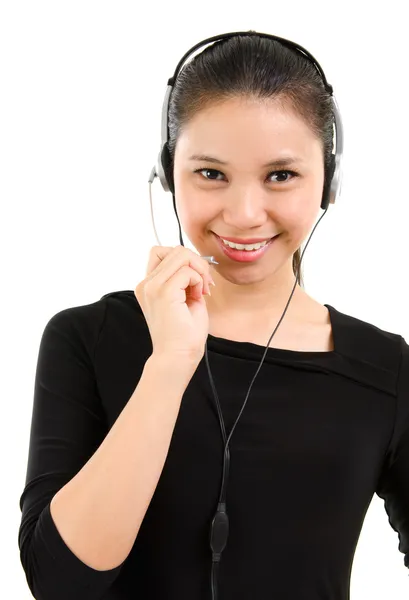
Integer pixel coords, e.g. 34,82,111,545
42,290,142,351
327,302,403,342
47,290,140,327
327,302,405,377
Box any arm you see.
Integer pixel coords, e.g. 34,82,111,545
376,335,409,570
18,305,196,600
49,353,192,570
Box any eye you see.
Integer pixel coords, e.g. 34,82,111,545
193,168,225,181
268,170,298,183
193,168,299,183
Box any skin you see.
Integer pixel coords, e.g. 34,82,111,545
173,96,326,325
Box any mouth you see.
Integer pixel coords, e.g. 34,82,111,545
212,232,280,263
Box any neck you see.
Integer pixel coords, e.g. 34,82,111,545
204,265,307,320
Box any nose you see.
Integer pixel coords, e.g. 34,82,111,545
222,185,272,229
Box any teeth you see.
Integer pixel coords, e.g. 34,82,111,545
221,238,270,251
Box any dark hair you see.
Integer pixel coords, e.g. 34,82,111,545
167,33,335,288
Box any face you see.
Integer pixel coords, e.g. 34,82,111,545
173,96,325,291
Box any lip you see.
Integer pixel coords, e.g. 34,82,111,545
213,232,279,263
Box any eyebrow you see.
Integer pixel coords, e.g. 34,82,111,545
188,154,304,168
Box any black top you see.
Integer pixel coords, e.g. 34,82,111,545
18,291,409,600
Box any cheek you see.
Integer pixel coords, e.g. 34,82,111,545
175,185,213,227
284,190,319,227
279,203,318,249
278,207,306,236
174,196,207,240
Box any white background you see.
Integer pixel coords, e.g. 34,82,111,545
1,1,408,598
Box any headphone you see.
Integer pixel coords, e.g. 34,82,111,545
148,30,344,600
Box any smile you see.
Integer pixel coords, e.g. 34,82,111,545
213,233,279,263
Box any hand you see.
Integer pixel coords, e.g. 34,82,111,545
134,245,215,365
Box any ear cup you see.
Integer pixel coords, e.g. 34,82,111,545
321,154,336,211
160,143,175,195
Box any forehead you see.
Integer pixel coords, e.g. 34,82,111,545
175,97,321,162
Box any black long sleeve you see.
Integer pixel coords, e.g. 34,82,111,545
18,299,124,600
18,291,409,599
375,334,409,568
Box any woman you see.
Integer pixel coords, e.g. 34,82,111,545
18,32,409,600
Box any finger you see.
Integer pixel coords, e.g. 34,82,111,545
145,246,175,277
147,246,212,292
161,265,205,302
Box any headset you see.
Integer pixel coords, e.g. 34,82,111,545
148,30,344,600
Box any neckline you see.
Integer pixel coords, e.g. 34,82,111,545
206,303,337,359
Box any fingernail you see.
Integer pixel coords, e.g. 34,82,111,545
209,279,216,287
